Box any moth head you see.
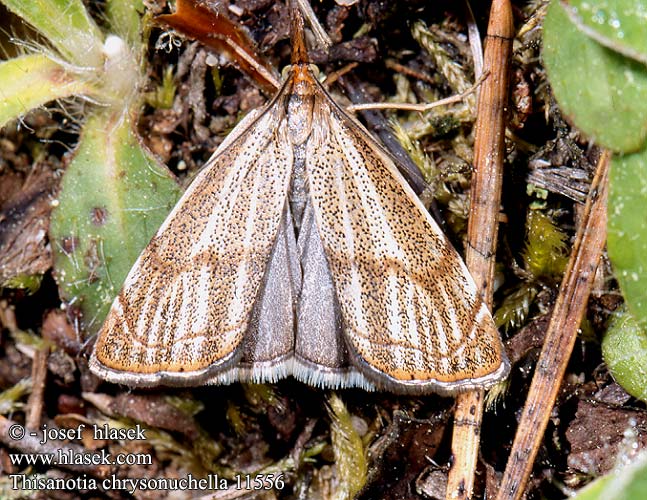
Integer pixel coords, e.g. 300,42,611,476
281,63,324,90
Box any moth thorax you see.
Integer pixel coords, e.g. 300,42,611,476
289,143,308,234
287,89,314,146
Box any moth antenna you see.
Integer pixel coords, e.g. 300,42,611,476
289,0,309,65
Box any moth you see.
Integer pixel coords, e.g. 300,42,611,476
89,4,509,395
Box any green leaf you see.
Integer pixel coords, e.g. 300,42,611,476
0,379,32,415
106,0,144,46
572,450,647,500
2,274,43,294
1,0,104,67
543,0,647,152
608,148,647,322
0,54,94,128
602,310,647,401
563,0,647,66
49,109,181,336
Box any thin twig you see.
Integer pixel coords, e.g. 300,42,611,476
323,62,359,87
302,3,432,196
495,150,610,500
346,72,487,113
296,0,332,49
446,1,513,498
384,59,437,85
25,346,49,430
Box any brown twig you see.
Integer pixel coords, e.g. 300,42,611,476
323,62,359,87
495,150,610,500
25,346,49,430
346,72,487,113
384,59,437,85
446,1,513,498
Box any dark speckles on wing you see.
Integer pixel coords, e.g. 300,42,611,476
305,80,507,389
93,99,294,376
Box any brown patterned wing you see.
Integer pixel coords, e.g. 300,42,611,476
90,101,294,387
306,87,509,395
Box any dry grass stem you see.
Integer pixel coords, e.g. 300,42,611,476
25,346,49,430
346,72,487,113
495,149,610,500
446,1,513,498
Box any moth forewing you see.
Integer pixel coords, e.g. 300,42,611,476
304,70,509,394
89,91,296,387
